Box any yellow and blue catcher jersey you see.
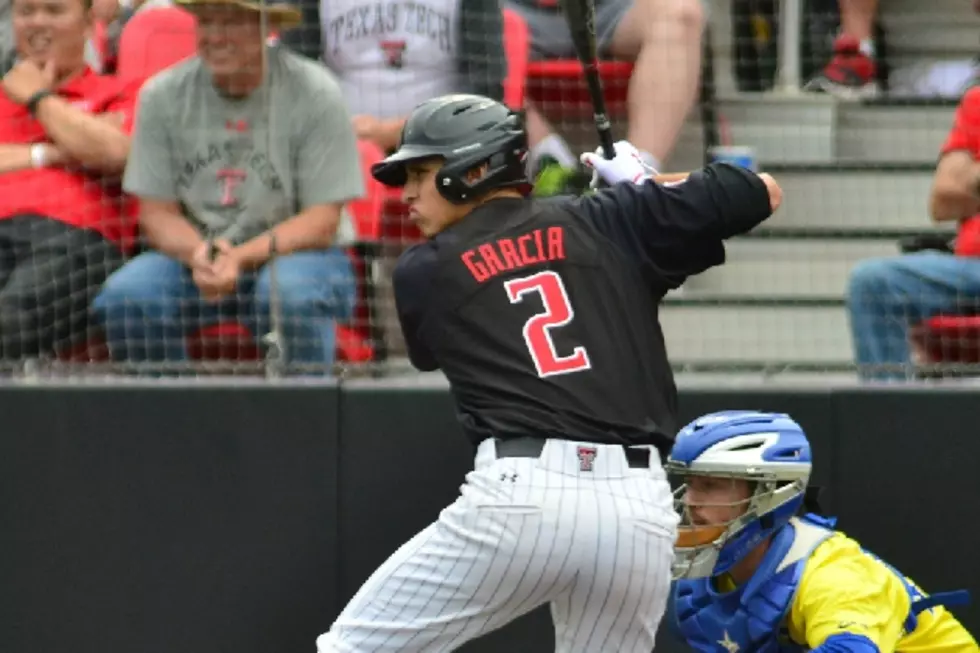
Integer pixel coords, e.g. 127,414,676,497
785,530,976,651
675,515,977,652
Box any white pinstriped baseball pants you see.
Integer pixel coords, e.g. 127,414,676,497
317,438,679,652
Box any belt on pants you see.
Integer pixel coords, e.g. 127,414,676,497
493,436,654,469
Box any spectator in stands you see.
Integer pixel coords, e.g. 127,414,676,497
846,86,980,380
0,0,134,361
92,0,363,374
280,0,506,153
278,0,505,359
804,0,879,99
1,0,112,74
509,0,704,194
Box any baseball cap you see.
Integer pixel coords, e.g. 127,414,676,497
174,0,302,29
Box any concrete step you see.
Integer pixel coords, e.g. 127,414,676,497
683,96,951,167
883,0,975,15
836,103,955,164
562,91,956,168
680,238,900,299
743,166,935,232
659,304,852,365
881,11,979,58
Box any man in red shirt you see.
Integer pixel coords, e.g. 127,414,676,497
0,0,135,362
846,85,980,380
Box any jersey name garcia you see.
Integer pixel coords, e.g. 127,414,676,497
461,226,565,283
321,0,461,118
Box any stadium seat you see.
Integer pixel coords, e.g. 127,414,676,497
116,7,197,85
526,60,634,118
339,140,389,363
186,139,388,366
502,8,529,110
899,226,980,369
92,21,113,73
909,315,980,366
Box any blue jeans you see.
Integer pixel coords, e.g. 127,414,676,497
92,249,356,373
846,251,980,379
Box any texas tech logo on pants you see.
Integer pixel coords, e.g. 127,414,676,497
577,446,597,472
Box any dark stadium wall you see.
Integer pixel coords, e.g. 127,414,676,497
0,384,976,653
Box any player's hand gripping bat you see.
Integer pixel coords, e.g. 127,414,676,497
559,0,616,160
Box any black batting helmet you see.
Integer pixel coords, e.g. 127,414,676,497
371,94,528,204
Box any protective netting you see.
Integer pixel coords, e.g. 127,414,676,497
4,0,978,381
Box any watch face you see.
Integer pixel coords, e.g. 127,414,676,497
31,144,47,169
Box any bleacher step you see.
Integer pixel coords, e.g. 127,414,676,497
659,304,852,366
836,103,955,163
679,238,900,299
561,95,955,169
880,13,980,59
745,165,936,232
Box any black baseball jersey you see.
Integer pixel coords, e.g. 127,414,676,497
393,163,772,449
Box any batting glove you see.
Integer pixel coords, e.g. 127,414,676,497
579,140,657,189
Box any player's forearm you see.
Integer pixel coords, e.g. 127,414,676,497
0,144,36,173
234,204,341,270
35,96,130,173
812,633,881,652
698,163,778,238
140,208,205,265
377,118,407,153
653,172,691,184
929,160,980,222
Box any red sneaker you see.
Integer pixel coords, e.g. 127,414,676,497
804,34,879,100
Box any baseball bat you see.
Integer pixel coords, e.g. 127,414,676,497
558,0,616,160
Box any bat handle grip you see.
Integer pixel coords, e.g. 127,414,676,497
596,117,616,160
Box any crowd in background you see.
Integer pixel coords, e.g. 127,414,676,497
0,0,976,380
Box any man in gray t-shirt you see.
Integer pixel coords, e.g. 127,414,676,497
93,0,365,374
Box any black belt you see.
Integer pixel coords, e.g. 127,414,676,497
494,437,656,468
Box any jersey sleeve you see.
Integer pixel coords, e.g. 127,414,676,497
789,540,910,652
392,244,440,372
567,163,772,288
941,86,980,156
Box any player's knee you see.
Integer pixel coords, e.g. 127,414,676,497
639,0,704,37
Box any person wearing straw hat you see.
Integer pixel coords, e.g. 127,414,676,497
176,0,302,32
92,0,365,374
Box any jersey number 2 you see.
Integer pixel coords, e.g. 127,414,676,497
504,271,592,378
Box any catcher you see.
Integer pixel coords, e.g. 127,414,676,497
666,410,977,652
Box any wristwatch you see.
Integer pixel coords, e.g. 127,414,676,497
30,143,47,169
26,89,53,116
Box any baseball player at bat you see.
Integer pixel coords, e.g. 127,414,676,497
665,410,978,652
316,93,781,653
